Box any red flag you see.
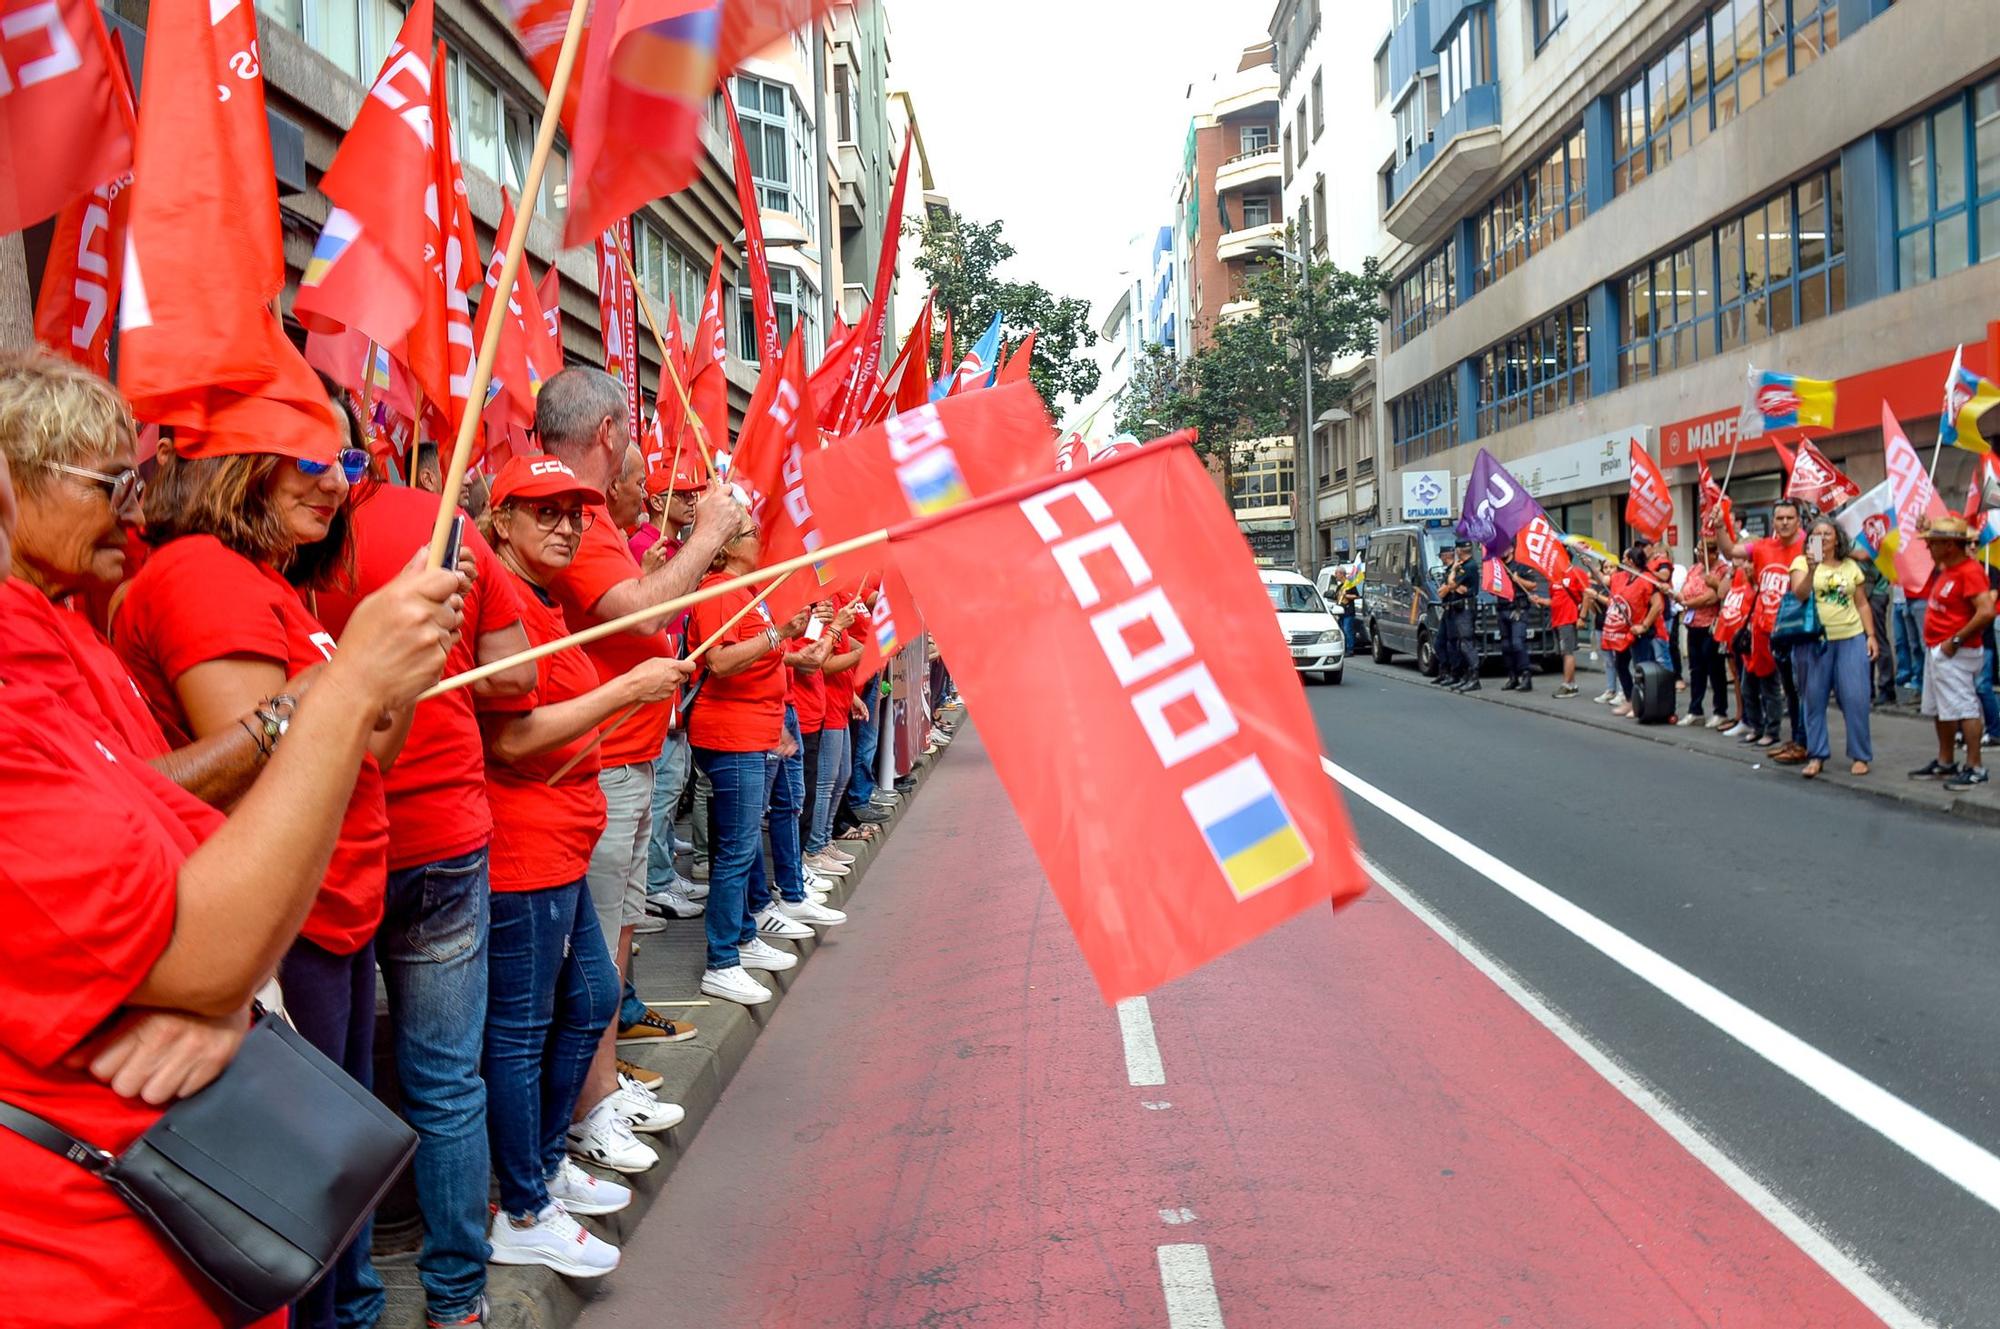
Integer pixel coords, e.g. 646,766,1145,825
595,221,641,451
536,264,565,357
716,0,840,73
720,82,781,365
1695,456,1736,540
832,143,914,434
886,439,1367,1000
119,0,337,461
998,330,1037,385
292,0,435,345
678,245,729,466
938,308,954,381
0,0,134,235
501,0,585,130
475,192,559,431
1624,439,1672,541
33,27,134,375
1785,436,1864,510
728,330,828,623
859,296,932,428
403,42,481,438
802,381,1057,547
1482,557,1514,600
1512,515,1572,581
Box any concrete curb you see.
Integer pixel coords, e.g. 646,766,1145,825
1356,660,2000,830
375,722,960,1329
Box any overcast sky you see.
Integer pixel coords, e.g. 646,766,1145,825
890,1,1270,322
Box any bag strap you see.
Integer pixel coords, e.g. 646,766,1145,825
0,1100,114,1174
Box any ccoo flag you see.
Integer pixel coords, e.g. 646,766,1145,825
883,438,1368,1000
0,0,135,236
1624,439,1673,541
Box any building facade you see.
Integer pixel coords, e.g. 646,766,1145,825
1375,0,2000,556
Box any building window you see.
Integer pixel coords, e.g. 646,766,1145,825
733,74,817,244
1441,7,1494,112
1283,125,1295,185
1388,241,1456,350
1311,70,1325,139
736,265,822,364
1533,0,1568,50
1391,374,1458,466
1296,102,1310,166
1232,454,1295,509
1313,176,1328,250
1241,196,1274,229
1473,126,1586,293
832,62,856,143
1617,164,1847,386
1241,123,1272,154
259,0,404,83
1395,88,1429,163
634,219,709,340
1893,74,2000,289
1613,0,1839,196
1474,300,1590,436
1373,44,1390,105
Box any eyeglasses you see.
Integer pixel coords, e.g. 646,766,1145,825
521,502,594,533
726,527,757,545
53,462,144,512
296,448,371,484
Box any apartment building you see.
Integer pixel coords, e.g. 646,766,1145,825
1375,0,2000,555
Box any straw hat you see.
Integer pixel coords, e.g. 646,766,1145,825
1919,514,1977,544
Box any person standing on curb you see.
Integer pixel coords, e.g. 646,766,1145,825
1908,516,1997,789
1440,541,1480,691
1789,518,1879,778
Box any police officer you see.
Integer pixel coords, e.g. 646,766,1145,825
1498,560,1540,692
1439,540,1481,691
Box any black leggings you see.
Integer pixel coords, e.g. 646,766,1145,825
1686,625,1729,716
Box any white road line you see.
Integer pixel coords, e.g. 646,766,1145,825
1156,1244,1226,1328
1116,996,1166,1086
1159,1206,1197,1225
1359,854,1931,1329
1323,754,2000,1220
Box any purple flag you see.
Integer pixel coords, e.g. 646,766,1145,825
1455,447,1540,557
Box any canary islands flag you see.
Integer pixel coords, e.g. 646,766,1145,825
1742,366,1836,437
1181,754,1315,902
1940,346,1999,455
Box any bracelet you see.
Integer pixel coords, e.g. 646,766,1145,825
247,693,297,760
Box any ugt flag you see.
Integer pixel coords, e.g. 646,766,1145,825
1782,436,1863,510
886,438,1368,1000
1513,514,1572,581
1455,447,1537,557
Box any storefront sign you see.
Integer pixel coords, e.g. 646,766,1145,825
1401,469,1452,520
1511,426,1646,499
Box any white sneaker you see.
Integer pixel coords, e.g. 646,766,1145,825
487,1202,619,1278
645,885,704,918
701,964,771,1005
777,897,847,927
632,913,666,935
545,1158,631,1217
804,852,850,877
1723,721,1753,737
1592,690,1614,704
755,906,814,941
606,1078,685,1134
680,872,708,902
566,1099,658,1174
738,936,799,972
1705,714,1727,730
823,846,856,866
673,835,693,855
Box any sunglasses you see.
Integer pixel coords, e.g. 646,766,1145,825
54,462,144,512
520,502,594,533
296,448,371,484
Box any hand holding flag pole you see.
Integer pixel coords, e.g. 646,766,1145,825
424,0,590,567
545,569,797,784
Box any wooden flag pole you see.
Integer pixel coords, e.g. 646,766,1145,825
422,528,890,700
424,0,590,567
619,243,711,480
545,569,796,784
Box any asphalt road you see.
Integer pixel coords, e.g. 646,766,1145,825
574,680,2000,1328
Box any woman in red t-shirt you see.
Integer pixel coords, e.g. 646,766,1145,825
0,428,463,1328
474,455,689,1274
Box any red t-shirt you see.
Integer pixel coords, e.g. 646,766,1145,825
313,485,525,871
1921,557,1991,648
1682,557,1725,629
549,505,673,769
1749,534,1806,634
1548,568,1586,629
687,572,784,751
0,578,170,760
0,677,284,1329
113,536,389,955
822,629,860,726
1614,572,1659,637
480,579,607,892
789,637,827,733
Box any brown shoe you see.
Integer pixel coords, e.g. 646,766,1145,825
1772,743,1809,764
616,1057,663,1091
617,1010,697,1044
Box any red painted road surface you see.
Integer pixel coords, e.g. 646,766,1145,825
578,726,1883,1328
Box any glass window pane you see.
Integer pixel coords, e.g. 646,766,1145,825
1765,194,1794,286
317,0,362,78
1975,81,2000,204
1937,211,1970,277
463,69,503,181
1981,201,2000,266
364,0,403,72
1935,104,1968,211
1800,270,1829,324
1734,0,1764,113
1895,120,1929,231
1796,174,1828,270
258,0,304,37
1899,228,1930,286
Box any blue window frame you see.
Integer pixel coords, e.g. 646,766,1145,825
1391,375,1458,466
1473,125,1586,292
1474,300,1590,437
1388,242,1456,351
1893,74,2000,289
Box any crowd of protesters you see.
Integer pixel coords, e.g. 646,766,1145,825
0,351,959,1327
1440,495,1998,790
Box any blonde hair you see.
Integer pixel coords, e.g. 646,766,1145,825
0,350,138,496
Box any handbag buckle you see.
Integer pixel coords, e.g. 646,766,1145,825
65,1140,114,1173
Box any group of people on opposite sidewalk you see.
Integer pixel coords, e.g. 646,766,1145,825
0,351,957,1328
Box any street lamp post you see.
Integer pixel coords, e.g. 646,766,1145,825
1280,214,1316,583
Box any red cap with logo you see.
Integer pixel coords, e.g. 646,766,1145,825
645,444,707,497
489,454,604,508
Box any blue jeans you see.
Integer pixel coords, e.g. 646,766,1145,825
848,677,880,807
763,706,806,906
1894,600,1928,688
694,747,768,969
352,850,492,1325
1797,635,1875,763
646,729,692,892
279,938,380,1329
1980,634,2000,734
806,724,849,854
483,878,618,1220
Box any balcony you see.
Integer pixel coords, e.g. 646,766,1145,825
1385,82,1501,245
1216,146,1282,194
826,3,860,56
1218,298,1262,324
1427,0,1485,50
1217,221,1284,263
1385,0,1436,102
1213,62,1280,120
841,283,869,325
835,142,865,228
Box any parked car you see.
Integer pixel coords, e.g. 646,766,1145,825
1260,568,1344,685
1359,524,1557,676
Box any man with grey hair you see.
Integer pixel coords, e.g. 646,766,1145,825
535,367,739,1174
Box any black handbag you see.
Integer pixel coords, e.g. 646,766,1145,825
0,1008,416,1325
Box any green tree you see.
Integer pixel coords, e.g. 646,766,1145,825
909,209,1100,411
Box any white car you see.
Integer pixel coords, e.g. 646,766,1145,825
1261,569,1344,685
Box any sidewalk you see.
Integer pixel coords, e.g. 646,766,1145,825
1355,656,2000,828
371,716,960,1329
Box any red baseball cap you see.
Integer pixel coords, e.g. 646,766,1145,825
490,454,604,508
644,446,707,497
